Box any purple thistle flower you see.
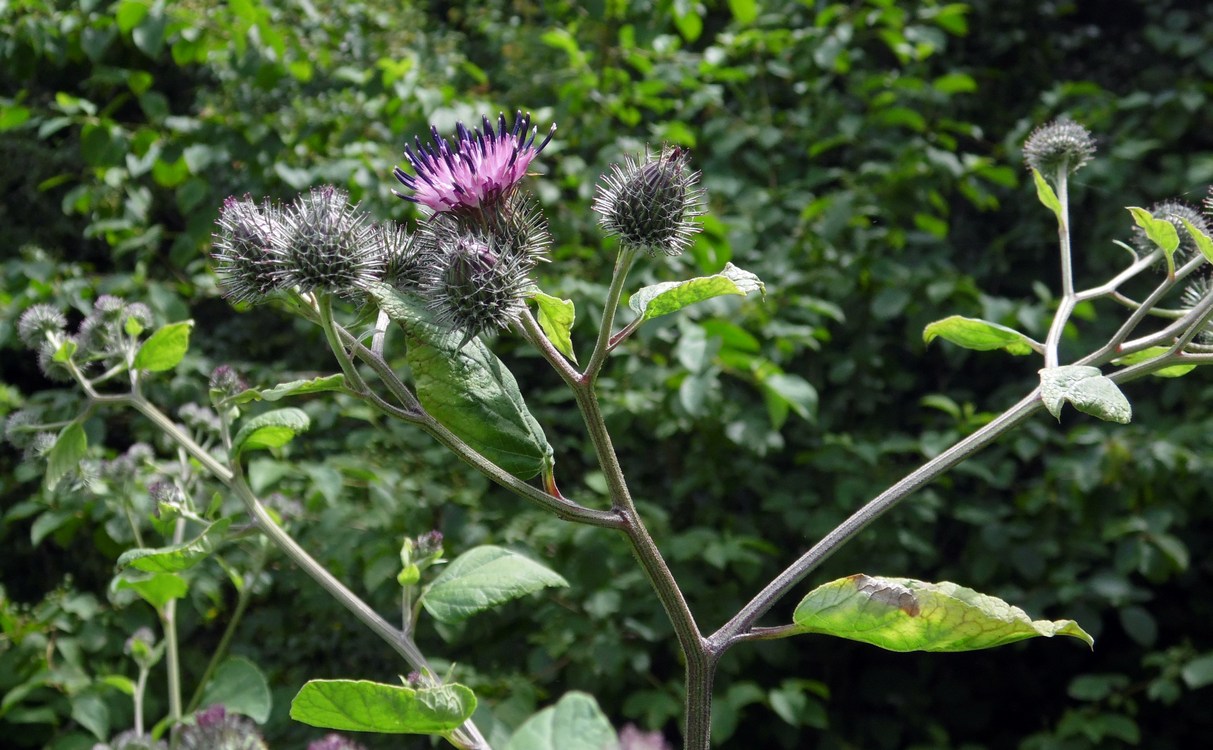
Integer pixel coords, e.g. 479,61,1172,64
393,110,555,213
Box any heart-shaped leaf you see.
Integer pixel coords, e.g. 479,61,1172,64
1040,365,1132,423
504,692,616,750
421,545,567,624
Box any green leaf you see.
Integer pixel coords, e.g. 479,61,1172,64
761,373,817,423
1040,365,1132,423
231,408,310,457
1111,347,1197,378
290,680,476,734
727,0,759,25
791,574,1093,651
421,545,568,624
504,692,616,750
1032,168,1062,219
226,374,346,405
197,657,272,723
1128,206,1181,274
367,284,554,480
529,291,577,363
628,263,764,323
134,320,194,372
113,572,188,611
70,691,109,740
45,422,87,491
923,315,1040,356
116,518,231,572
1178,217,1213,265
1181,652,1213,689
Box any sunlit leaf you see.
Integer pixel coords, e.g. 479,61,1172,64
923,316,1040,356
421,545,568,624
529,290,577,363
231,408,310,457
628,263,764,323
290,680,475,734
792,574,1093,651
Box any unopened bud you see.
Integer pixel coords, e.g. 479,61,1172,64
593,146,707,256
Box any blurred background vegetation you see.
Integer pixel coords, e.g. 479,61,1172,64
3,0,1212,748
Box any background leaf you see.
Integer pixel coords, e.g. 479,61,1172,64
504,692,616,750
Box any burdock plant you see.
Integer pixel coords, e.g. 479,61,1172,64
17,111,1213,750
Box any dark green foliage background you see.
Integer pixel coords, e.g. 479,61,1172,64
2,0,1211,748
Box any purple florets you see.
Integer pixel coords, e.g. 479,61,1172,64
393,111,555,213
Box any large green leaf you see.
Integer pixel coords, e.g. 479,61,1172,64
290,680,475,735
231,408,311,457
367,283,553,480
197,657,272,723
1039,365,1132,423
504,692,616,750
116,518,232,573
134,320,194,372
628,263,764,323
923,316,1039,356
792,574,1093,652
45,421,87,491
421,545,568,624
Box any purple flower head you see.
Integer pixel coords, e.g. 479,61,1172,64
393,111,555,213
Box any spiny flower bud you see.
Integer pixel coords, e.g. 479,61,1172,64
421,232,532,337
212,196,284,305
209,365,247,396
1132,200,1211,265
593,146,707,256
17,304,67,348
4,410,41,450
1180,271,1213,344
271,186,384,297
379,221,429,293
36,338,75,382
179,706,267,750
94,730,167,750
1023,118,1096,178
